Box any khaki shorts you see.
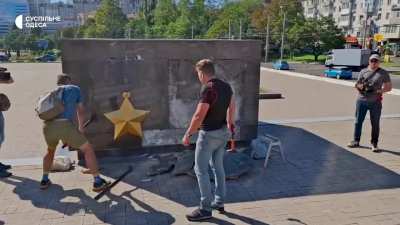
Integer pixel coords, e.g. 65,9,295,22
43,119,87,150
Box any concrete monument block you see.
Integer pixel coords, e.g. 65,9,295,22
61,39,261,151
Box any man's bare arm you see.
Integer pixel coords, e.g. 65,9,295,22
185,103,210,136
226,96,235,130
76,103,85,131
378,82,392,94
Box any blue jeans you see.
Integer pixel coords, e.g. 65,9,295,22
194,127,230,211
353,99,382,145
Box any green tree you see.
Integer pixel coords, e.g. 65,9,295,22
287,17,345,61
126,13,149,38
90,0,127,38
60,27,77,38
166,0,191,38
251,0,304,42
4,28,26,57
0,38,4,49
83,18,97,38
153,0,177,37
206,0,262,38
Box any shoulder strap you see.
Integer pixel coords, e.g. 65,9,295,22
363,68,380,82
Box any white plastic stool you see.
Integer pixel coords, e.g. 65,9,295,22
260,134,285,168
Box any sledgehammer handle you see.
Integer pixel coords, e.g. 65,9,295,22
228,125,236,152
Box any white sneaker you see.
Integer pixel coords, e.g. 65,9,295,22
372,144,380,153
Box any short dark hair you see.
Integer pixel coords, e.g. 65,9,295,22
57,74,71,85
196,59,215,76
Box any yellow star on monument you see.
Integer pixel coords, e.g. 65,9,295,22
104,92,150,140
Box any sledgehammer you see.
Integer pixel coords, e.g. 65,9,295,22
227,125,236,152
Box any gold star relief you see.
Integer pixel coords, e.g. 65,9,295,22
104,92,150,140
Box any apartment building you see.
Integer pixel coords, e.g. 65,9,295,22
302,0,400,44
0,0,30,36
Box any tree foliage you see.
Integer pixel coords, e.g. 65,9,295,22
207,0,262,38
287,17,345,60
90,0,127,38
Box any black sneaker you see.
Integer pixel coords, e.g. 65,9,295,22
92,178,110,192
347,141,360,148
0,170,12,178
186,208,212,221
40,179,51,190
211,202,225,213
0,162,11,170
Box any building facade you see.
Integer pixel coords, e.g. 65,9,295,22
0,0,30,36
3,0,154,35
302,0,400,44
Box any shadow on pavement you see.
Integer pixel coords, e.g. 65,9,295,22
222,212,271,225
376,149,400,156
287,218,308,225
97,122,400,209
1,175,175,225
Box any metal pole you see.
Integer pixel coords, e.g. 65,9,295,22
192,24,194,39
239,19,242,40
280,11,286,61
362,4,369,48
265,16,270,63
228,20,231,39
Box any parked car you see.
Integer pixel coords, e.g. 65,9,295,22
324,67,353,79
272,60,289,70
0,54,9,62
36,53,56,62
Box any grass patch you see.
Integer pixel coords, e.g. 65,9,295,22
391,71,400,75
288,54,326,64
382,62,400,67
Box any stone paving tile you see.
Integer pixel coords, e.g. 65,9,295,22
2,120,400,225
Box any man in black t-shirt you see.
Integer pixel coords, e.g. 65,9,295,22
182,59,235,221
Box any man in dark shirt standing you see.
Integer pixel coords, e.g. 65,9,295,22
348,54,392,152
182,59,235,221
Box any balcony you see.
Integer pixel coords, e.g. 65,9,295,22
392,4,400,11
389,17,400,24
381,26,400,39
341,8,350,15
338,20,350,27
381,31,400,39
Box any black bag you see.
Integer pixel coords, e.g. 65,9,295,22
357,68,380,95
0,93,10,111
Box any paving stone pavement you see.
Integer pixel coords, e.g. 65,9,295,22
1,64,399,225
1,118,400,225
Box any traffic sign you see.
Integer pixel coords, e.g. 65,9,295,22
374,34,384,42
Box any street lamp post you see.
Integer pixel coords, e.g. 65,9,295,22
280,6,286,61
265,16,270,63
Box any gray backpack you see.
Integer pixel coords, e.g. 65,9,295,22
35,87,64,120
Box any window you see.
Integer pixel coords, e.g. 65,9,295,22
386,12,390,19
388,0,392,5
397,11,400,17
377,13,381,20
